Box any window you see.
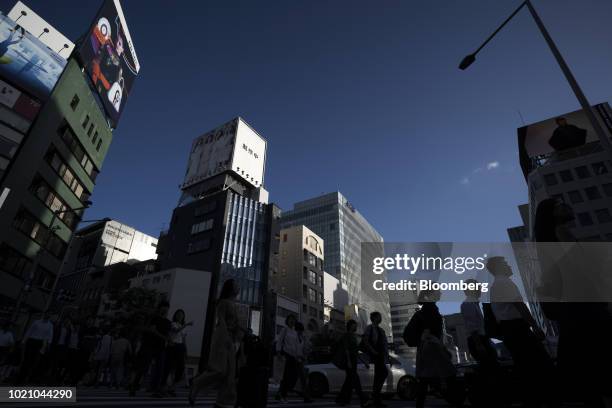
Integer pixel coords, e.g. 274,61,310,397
12,209,67,259
575,166,590,179
308,287,316,303
59,125,99,181
577,212,594,226
567,190,583,204
191,219,213,235
543,174,558,186
45,149,91,202
304,250,316,267
585,186,602,200
603,183,612,198
30,177,79,229
81,114,89,129
187,238,212,254
96,139,102,152
308,270,317,285
0,243,31,278
194,201,216,216
303,285,308,298
87,123,94,137
595,209,612,223
92,131,98,144
303,267,308,280
592,162,608,175
70,95,80,111
559,170,574,182
318,275,323,288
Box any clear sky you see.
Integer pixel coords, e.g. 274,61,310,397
4,0,612,243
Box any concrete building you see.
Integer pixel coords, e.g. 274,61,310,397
156,117,280,367
128,267,213,379
273,293,301,335
280,192,391,339
273,225,325,329
56,219,158,302
0,2,137,324
323,271,349,333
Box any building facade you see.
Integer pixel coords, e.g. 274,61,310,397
280,192,391,338
274,225,325,330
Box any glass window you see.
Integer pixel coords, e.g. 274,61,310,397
96,139,102,151
575,166,590,179
81,115,89,129
595,209,612,223
567,190,583,204
592,162,608,175
87,123,94,137
585,186,602,200
543,174,558,186
559,170,573,183
70,95,79,111
577,212,594,226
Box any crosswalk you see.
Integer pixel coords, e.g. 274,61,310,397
0,388,441,408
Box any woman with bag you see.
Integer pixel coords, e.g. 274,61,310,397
275,314,299,402
334,320,369,407
406,289,458,408
188,279,246,407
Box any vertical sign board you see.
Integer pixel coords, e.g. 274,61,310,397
76,0,140,128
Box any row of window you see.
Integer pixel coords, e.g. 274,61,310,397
59,124,99,181
575,208,612,227
46,148,91,203
0,243,31,278
302,303,324,320
302,285,324,305
12,208,67,259
187,238,212,254
303,267,323,287
191,219,214,235
30,176,79,230
303,249,323,270
73,94,104,153
544,162,609,187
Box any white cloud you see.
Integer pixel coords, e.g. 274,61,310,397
460,177,470,185
486,161,500,170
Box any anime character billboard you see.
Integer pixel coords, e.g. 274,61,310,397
77,0,140,128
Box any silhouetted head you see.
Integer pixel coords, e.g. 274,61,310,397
369,311,382,325
219,279,240,301
463,278,482,299
346,319,358,333
555,117,567,126
534,198,575,242
486,256,512,278
173,309,186,325
285,314,296,329
295,321,304,333
418,289,441,304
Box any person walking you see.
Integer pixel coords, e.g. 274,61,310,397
188,279,246,407
164,309,191,396
294,321,313,403
16,313,53,385
90,328,112,387
487,256,557,408
128,300,171,397
404,289,457,408
335,319,368,407
276,314,299,402
0,320,15,382
109,329,131,389
362,311,389,407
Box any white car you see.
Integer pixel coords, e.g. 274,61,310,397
305,352,417,400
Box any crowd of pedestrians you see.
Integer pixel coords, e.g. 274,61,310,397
0,302,192,399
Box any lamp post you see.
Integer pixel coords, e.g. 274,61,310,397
459,0,612,160
10,201,91,323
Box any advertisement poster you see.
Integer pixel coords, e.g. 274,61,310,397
77,0,140,128
0,13,66,101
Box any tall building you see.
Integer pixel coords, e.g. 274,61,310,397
280,192,391,338
274,225,325,330
0,1,139,324
156,117,280,367
56,219,158,302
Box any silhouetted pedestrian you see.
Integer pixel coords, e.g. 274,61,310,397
276,314,299,402
335,319,368,407
163,309,191,396
362,311,389,407
16,313,53,385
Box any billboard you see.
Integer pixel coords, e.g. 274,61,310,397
182,117,267,189
77,0,140,128
0,13,66,102
518,103,612,178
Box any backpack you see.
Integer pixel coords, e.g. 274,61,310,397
403,311,424,347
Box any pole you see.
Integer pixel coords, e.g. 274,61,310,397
525,0,612,159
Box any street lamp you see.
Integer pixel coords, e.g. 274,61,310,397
11,200,92,323
459,0,612,160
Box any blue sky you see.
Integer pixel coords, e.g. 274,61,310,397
4,0,612,243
